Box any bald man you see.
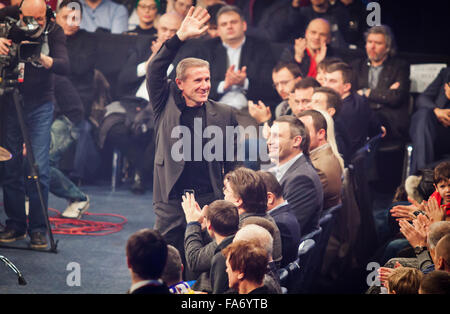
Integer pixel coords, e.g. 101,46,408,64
280,18,344,79
434,234,450,272
0,0,69,249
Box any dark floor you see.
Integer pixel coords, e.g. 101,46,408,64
0,183,155,294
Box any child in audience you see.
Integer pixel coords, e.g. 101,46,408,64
386,267,423,294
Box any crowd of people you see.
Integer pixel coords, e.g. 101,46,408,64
0,0,449,294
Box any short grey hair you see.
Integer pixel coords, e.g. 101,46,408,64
427,221,450,249
234,224,273,257
364,24,396,56
176,57,210,81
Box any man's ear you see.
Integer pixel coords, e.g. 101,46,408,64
327,107,335,117
343,82,352,94
436,256,444,270
175,78,183,91
267,192,275,206
293,135,303,149
237,272,244,281
318,128,326,141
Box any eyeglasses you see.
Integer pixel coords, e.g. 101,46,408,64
138,4,157,11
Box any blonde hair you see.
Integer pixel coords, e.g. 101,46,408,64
316,109,344,170
176,57,210,81
388,267,422,294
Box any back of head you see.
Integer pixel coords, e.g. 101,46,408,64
234,223,274,258
126,229,168,280
274,115,311,157
222,240,269,285
419,270,450,294
160,245,183,287
427,221,450,250
205,200,240,237
224,167,268,214
387,267,422,294
435,234,450,271
257,170,283,200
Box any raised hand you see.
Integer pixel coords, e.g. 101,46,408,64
181,192,204,224
423,197,446,223
314,40,327,64
294,37,306,63
224,65,247,90
176,6,210,42
399,219,427,248
248,100,272,124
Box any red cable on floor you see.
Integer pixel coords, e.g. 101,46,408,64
48,207,128,236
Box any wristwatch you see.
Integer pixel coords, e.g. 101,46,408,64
414,246,427,255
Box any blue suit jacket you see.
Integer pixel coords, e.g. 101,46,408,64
279,154,324,237
269,203,302,267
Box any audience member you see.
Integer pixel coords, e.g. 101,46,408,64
248,62,303,124
126,228,170,294
386,267,422,294
295,0,350,49
233,223,282,294
351,25,410,141
223,167,283,264
419,270,450,294
127,0,159,36
257,170,301,267
315,57,342,85
323,61,384,158
310,86,350,164
222,240,273,294
161,245,194,293
192,5,278,116
182,197,239,293
288,77,321,117
80,0,129,34
266,115,323,236
297,109,343,209
409,67,450,175
434,234,450,272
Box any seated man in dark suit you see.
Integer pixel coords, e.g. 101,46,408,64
257,170,301,268
126,228,170,294
266,115,324,236
409,67,450,174
323,61,384,159
351,25,411,142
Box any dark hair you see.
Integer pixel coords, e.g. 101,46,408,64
161,245,182,286
294,76,321,90
257,171,283,199
419,270,450,294
216,5,245,22
297,109,328,139
274,115,310,156
222,240,268,285
224,167,268,214
207,3,225,26
272,61,303,79
205,200,240,237
313,86,343,115
433,161,450,185
126,229,168,280
58,0,83,15
317,57,343,71
325,62,353,84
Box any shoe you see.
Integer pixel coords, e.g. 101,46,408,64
61,196,90,219
0,228,26,243
30,232,48,249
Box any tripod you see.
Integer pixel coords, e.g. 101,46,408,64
0,85,58,253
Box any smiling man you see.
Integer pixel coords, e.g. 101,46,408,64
147,6,240,275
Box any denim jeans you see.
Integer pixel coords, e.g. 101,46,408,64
2,100,54,234
49,116,87,202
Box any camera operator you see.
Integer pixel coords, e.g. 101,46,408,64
0,0,69,249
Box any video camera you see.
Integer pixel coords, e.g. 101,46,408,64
0,7,42,94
